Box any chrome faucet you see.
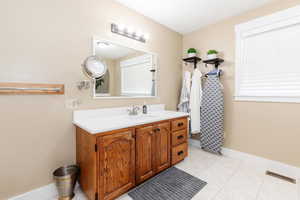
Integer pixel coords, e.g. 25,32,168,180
127,105,140,115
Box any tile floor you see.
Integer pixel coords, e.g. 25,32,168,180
67,145,299,200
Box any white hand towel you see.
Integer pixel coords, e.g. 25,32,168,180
190,68,202,134
178,71,191,113
184,71,191,93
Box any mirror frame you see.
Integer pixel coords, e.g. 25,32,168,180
91,36,159,99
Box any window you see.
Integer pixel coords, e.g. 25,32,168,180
120,54,154,96
235,5,300,103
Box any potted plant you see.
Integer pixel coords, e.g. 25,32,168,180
187,48,197,57
207,49,218,59
95,77,104,90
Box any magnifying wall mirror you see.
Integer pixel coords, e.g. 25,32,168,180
92,38,158,98
82,56,107,79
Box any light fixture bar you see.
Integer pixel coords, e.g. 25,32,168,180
111,23,147,43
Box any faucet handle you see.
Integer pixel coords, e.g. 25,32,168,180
127,105,140,115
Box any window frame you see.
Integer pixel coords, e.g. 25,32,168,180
120,54,154,96
235,5,300,103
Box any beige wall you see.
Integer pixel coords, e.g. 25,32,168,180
0,0,182,199
183,0,300,168
2,0,300,198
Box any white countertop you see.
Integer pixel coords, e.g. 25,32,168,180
73,105,189,134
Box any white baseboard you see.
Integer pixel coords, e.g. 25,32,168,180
189,138,300,181
222,147,300,181
8,183,57,200
8,183,83,200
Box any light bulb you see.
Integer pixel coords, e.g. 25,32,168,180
144,33,150,40
118,24,125,32
127,26,134,34
136,30,143,37
132,29,137,36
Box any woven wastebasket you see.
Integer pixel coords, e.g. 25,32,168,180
53,165,79,200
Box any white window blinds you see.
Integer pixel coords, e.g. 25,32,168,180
235,5,300,103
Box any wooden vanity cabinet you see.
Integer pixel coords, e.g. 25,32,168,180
76,127,135,200
135,125,156,184
76,117,188,200
154,122,171,173
171,117,188,165
98,129,135,200
135,121,171,184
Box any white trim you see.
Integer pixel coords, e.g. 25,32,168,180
8,183,57,200
120,54,152,68
235,5,300,33
189,139,300,180
234,96,300,103
222,147,300,180
8,183,83,200
235,5,300,103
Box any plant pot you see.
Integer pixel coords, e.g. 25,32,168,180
188,53,197,57
207,54,217,59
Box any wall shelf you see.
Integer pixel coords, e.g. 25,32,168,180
183,56,201,69
0,83,65,95
203,58,224,68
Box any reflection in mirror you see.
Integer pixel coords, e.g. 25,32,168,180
95,70,110,94
93,39,157,98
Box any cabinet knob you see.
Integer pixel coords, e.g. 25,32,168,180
177,151,184,156
177,135,184,139
178,122,184,127
153,128,160,132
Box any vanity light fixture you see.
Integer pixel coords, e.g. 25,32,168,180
111,23,149,43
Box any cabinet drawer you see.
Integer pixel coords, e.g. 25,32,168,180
171,129,187,147
171,118,187,131
171,143,188,165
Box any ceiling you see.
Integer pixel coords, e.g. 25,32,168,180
114,0,273,34
95,41,139,60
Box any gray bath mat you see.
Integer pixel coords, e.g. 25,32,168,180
128,167,207,200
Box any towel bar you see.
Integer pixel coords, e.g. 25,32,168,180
0,87,61,91
0,83,65,95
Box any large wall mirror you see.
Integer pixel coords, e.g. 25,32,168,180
92,38,158,98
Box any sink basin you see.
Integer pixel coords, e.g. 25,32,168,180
126,114,157,120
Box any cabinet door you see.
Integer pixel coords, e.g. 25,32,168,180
136,125,156,184
155,122,171,173
98,129,135,200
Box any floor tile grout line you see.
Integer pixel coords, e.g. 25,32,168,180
197,147,232,174
184,147,221,175
188,146,245,200
197,157,220,176
298,182,300,200
210,158,243,200
254,173,267,200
